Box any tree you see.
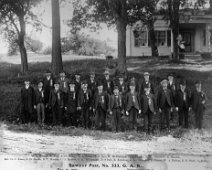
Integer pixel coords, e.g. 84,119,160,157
51,0,63,75
129,0,159,58
161,0,206,61
25,36,43,53
0,0,42,73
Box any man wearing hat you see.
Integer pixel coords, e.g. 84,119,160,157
43,71,54,124
20,80,35,124
93,81,109,130
167,73,178,120
109,86,123,132
140,86,157,134
175,80,191,128
48,81,64,126
125,81,141,131
157,79,174,132
64,80,77,127
34,81,45,126
77,80,93,129
139,72,155,95
102,68,114,95
190,80,206,129
58,71,70,99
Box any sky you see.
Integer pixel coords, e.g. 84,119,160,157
0,0,117,54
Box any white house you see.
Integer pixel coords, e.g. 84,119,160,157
126,10,212,57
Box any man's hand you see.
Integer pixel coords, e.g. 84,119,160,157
89,107,92,110
170,107,173,112
189,107,191,111
154,112,156,115
202,100,206,104
126,111,129,116
138,110,141,114
175,107,179,111
34,105,36,109
109,111,112,115
159,108,162,113
65,107,67,110
77,107,81,110
93,108,95,112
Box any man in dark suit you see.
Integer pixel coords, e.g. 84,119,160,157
87,70,97,128
21,80,35,124
190,80,206,129
64,81,77,127
126,81,141,131
102,69,114,95
34,81,45,126
77,80,93,129
157,79,174,132
93,81,109,130
167,73,177,121
140,86,157,134
175,80,191,128
43,71,54,124
139,72,155,95
109,86,123,132
49,82,64,126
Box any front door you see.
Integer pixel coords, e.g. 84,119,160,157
181,32,193,52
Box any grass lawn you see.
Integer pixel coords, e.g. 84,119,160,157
0,57,211,141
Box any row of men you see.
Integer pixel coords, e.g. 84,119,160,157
20,70,206,133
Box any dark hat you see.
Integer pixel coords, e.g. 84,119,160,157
195,80,201,85
59,72,66,76
89,70,95,75
113,86,119,90
82,80,88,85
130,77,136,82
118,74,124,79
180,79,186,86
69,79,75,85
44,70,52,75
54,81,60,85
104,69,110,75
129,81,136,86
96,81,103,87
75,71,81,76
167,73,174,77
24,80,30,84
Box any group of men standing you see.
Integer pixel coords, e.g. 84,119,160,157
20,69,206,134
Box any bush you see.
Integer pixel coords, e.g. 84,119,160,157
42,46,52,55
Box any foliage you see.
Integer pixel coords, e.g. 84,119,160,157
25,36,43,53
61,33,116,56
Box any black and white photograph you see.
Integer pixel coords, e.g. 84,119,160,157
0,0,212,170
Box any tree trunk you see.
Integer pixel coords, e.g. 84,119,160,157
148,20,158,58
18,14,28,74
116,19,127,74
51,0,63,75
172,28,179,61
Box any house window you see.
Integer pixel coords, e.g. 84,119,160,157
155,31,166,46
167,30,171,47
134,31,148,47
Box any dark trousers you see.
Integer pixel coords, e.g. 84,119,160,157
160,107,170,131
36,103,45,125
21,107,33,123
129,107,138,130
112,108,121,132
144,108,153,133
52,104,63,125
81,106,89,128
194,105,204,129
95,106,106,130
179,105,189,128
64,111,73,127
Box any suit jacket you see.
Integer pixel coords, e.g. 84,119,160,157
109,94,123,111
102,78,114,95
157,88,173,109
117,81,128,95
34,88,45,105
21,86,34,111
176,89,191,110
139,80,155,95
49,89,64,107
93,91,109,112
191,89,206,112
65,90,77,113
126,92,140,111
74,80,81,100
140,93,157,113
78,89,92,107
58,78,70,93
167,81,178,106
43,77,54,103
88,79,97,98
